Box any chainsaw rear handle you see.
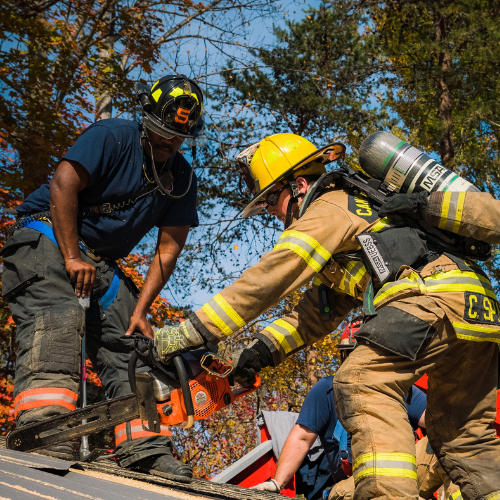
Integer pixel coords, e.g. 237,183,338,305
173,355,195,428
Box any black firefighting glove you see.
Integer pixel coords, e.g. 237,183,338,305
378,191,429,225
231,339,273,386
154,319,205,364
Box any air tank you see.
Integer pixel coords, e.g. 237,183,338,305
359,131,479,194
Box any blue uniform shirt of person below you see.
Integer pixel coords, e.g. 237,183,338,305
296,376,427,486
17,118,199,261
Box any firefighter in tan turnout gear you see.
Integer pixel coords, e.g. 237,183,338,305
154,133,500,500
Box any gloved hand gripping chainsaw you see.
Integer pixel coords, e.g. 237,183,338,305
7,327,260,455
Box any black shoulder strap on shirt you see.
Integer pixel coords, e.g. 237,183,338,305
79,159,175,216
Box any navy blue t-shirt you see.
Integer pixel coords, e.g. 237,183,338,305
296,377,427,484
18,119,199,260
296,377,346,484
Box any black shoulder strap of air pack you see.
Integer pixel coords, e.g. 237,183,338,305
302,166,491,261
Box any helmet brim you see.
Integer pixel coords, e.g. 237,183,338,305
142,112,200,139
241,142,346,218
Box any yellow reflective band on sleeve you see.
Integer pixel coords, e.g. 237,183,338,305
312,277,322,286
337,260,368,298
273,230,331,273
169,86,200,104
201,293,246,337
424,270,497,300
485,490,500,500
369,217,391,233
449,491,463,500
152,88,163,102
439,192,466,233
452,322,500,344
373,273,424,307
263,319,304,355
353,452,417,485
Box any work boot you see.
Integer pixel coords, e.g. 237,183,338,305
133,447,193,483
35,441,75,461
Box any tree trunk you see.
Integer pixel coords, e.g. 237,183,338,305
305,346,318,392
95,91,113,122
434,9,454,166
94,8,114,122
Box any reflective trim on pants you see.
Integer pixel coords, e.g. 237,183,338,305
115,419,172,446
352,452,417,484
14,388,78,418
485,491,500,500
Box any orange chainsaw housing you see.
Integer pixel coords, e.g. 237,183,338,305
156,360,261,427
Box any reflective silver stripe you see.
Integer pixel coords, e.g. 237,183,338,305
353,452,417,484
264,319,304,354
425,276,495,293
354,459,417,474
13,393,77,412
115,427,127,439
202,294,245,336
277,235,329,269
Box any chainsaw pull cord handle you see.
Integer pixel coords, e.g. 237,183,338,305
173,355,195,428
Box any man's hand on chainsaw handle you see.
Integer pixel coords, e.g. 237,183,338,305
154,320,205,363
231,339,273,386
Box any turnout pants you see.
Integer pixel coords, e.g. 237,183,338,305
333,296,500,500
327,436,461,500
2,228,172,466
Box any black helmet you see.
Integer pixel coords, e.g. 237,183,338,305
135,75,204,139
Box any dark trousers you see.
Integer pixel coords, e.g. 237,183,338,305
2,227,171,466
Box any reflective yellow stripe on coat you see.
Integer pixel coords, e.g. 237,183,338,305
336,259,369,300
274,230,331,273
449,491,463,500
202,293,246,336
263,319,305,355
353,452,417,484
374,270,496,306
438,191,466,233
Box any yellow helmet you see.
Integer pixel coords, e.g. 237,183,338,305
237,133,345,217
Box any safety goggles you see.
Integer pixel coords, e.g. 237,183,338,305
264,185,288,206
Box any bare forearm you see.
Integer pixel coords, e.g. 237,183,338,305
274,426,317,489
50,182,80,261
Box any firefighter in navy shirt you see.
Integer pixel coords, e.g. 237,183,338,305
1,76,202,480
252,376,428,500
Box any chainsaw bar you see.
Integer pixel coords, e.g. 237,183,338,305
7,393,140,453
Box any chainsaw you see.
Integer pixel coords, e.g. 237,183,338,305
6,335,260,455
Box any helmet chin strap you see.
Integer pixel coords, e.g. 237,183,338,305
142,126,194,199
284,177,302,229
